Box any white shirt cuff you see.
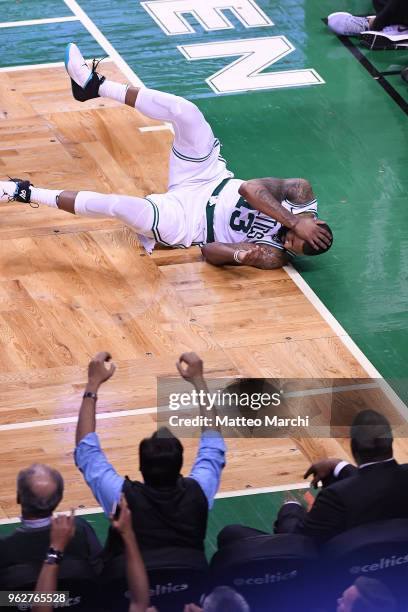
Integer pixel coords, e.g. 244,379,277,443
333,460,350,478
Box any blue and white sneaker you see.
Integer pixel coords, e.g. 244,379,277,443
64,42,105,102
328,12,371,36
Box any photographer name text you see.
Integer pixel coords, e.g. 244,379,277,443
167,415,310,428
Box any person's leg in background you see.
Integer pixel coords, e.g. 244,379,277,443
274,502,306,534
327,0,408,36
216,500,308,548
373,0,387,14
217,525,269,549
360,0,408,59
371,0,408,30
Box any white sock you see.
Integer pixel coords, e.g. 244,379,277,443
30,187,62,208
98,80,128,104
0,181,17,201
0,181,62,207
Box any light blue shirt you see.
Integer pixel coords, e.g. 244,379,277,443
74,431,226,516
20,517,51,529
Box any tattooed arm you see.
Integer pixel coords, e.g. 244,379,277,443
239,178,331,250
201,242,289,270
239,178,313,227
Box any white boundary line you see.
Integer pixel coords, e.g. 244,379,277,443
284,265,408,420
0,57,119,73
0,481,310,525
215,482,309,498
139,124,173,132
0,56,115,73
0,406,157,432
0,17,79,29
0,61,66,72
63,0,143,87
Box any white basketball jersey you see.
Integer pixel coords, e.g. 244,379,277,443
213,179,318,252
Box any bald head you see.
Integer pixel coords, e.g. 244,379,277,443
17,464,64,519
203,586,250,612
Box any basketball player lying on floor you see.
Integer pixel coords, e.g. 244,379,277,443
0,44,333,270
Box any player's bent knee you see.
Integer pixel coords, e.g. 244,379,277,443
173,96,203,125
111,195,154,233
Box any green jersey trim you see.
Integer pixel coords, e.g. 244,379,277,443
172,139,220,163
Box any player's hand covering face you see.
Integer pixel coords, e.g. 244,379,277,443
293,217,332,251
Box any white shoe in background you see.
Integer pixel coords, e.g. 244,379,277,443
328,12,370,36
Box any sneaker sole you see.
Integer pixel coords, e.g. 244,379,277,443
360,32,408,50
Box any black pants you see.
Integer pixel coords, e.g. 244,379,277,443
373,0,408,29
217,503,307,549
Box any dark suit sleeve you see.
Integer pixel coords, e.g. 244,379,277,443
296,487,346,544
372,0,408,30
336,464,357,480
322,463,357,488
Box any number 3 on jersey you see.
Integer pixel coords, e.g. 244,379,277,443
229,198,255,233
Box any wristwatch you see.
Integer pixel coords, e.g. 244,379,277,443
45,546,64,565
83,391,97,400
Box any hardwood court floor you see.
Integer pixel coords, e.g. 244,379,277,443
0,63,406,518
